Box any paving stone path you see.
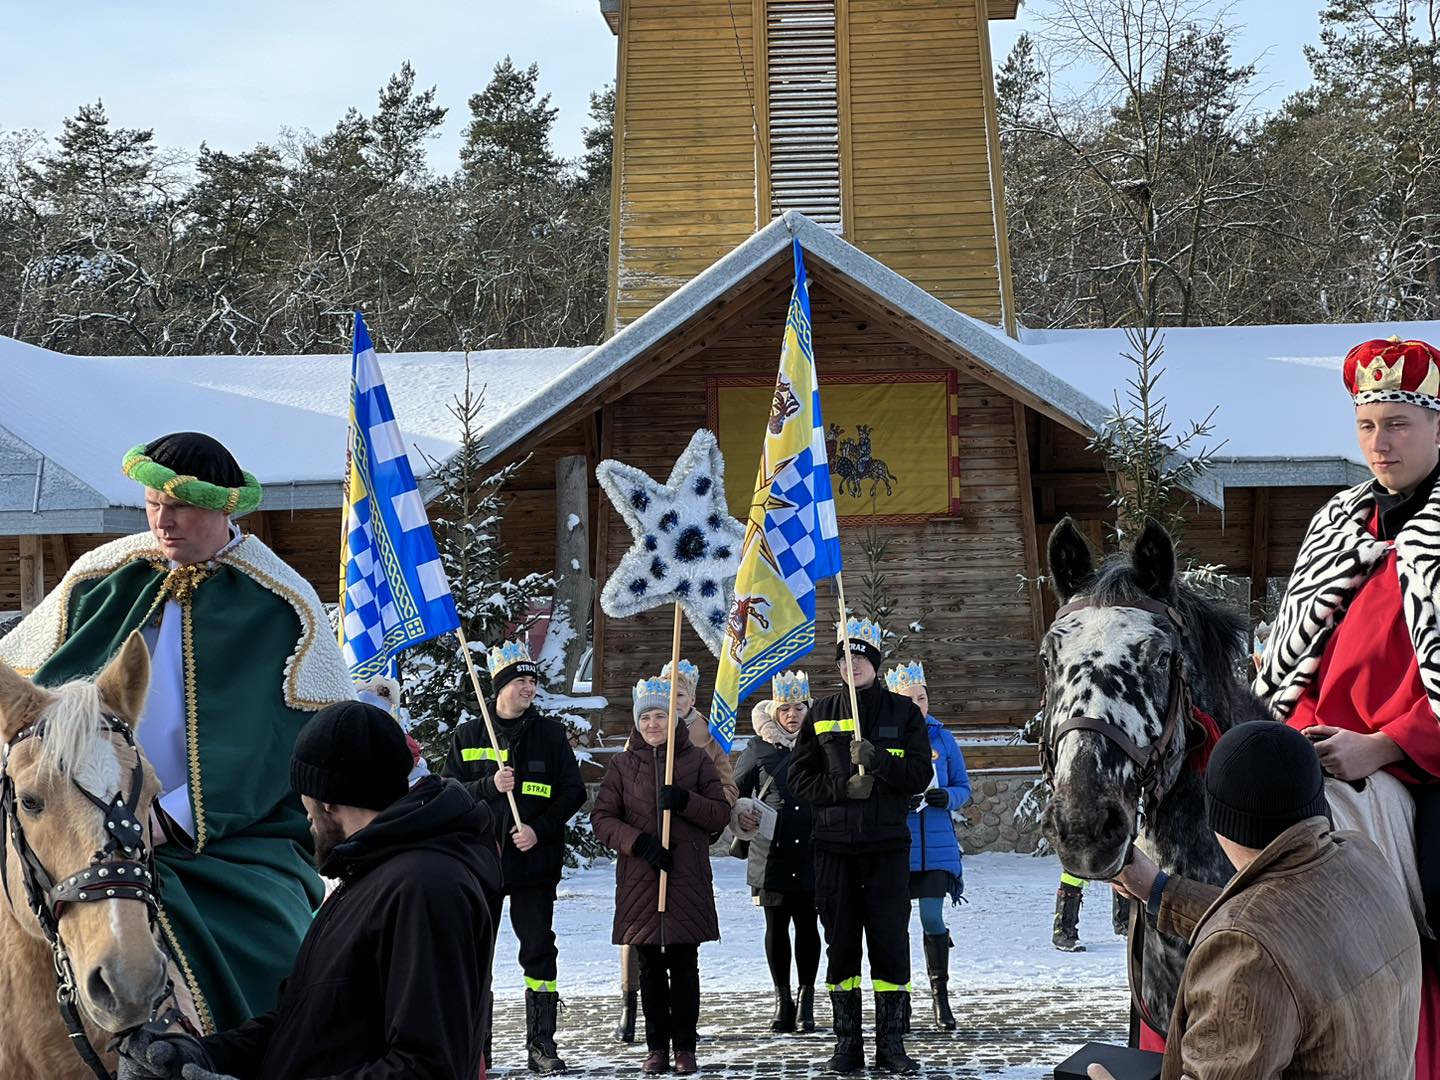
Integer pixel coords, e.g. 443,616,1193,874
487,986,1129,1078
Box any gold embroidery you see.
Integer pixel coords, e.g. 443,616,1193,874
221,488,241,515
161,473,197,496
121,452,152,480
160,564,215,606
181,601,207,853
157,905,214,1036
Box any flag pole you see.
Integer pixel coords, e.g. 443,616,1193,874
658,602,683,913
455,625,524,827
832,570,865,777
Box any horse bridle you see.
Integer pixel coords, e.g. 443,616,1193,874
1039,595,1194,820
0,713,173,1080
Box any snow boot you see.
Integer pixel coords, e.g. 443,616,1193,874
901,989,912,1034
873,991,921,1074
481,990,494,1071
771,984,797,1033
1053,883,1086,952
797,984,816,1032
525,989,567,1074
613,991,638,1044
1113,892,1131,937
823,988,865,1075
923,933,958,1031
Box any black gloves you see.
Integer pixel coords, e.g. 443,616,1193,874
117,1027,212,1080
658,784,690,813
846,774,875,800
633,833,674,873
850,739,881,770
908,794,924,813
924,788,950,809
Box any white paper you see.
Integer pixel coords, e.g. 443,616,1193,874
756,800,779,841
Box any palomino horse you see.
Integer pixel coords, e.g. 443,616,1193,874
1039,519,1270,1034
0,632,190,1079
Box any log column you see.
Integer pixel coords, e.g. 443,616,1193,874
18,535,45,614
555,455,595,692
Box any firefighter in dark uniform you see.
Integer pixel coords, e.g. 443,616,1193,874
443,639,586,1075
788,618,932,1076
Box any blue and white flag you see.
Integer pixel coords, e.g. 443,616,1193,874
339,312,459,679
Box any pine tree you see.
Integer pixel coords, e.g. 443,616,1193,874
460,57,560,193
580,84,616,195
32,101,155,204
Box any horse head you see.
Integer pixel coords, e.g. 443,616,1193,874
0,632,169,1033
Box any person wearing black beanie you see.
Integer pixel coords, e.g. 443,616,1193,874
1089,721,1420,1080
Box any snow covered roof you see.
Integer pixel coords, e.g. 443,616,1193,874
1019,322,1440,490
0,334,592,533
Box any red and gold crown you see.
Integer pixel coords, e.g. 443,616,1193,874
1343,338,1440,410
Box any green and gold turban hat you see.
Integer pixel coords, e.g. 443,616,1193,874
121,432,262,516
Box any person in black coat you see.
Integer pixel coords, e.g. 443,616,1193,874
733,671,819,1036
442,639,587,1075
788,620,932,1077
117,701,500,1080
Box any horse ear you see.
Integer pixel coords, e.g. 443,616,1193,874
96,632,151,726
1047,518,1095,602
0,662,53,743
1132,518,1177,600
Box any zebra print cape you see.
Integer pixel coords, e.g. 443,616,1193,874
1255,477,1440,722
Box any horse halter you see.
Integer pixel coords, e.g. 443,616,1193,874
1039,595,1194,817
0,713,168,1080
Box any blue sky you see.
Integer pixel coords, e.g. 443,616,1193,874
2,1,1323,168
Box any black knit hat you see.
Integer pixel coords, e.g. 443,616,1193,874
1204,722,1328,849
144,432,245,487
290,701,412,811
835,639,882,669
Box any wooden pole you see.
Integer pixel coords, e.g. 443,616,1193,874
18,535,45,615
832,571,865,776
658,603,682,912
454,626,524,827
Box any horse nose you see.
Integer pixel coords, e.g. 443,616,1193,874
85,965,121,1018
86,952,167,1023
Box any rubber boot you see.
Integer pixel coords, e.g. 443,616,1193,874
525,989,567,1074
823,988,865,1075
797,985,816,1032
613,991,638,1044
1053,883,1086,953
873,991,921,1074
923,933,957,1031
770,984,797,1033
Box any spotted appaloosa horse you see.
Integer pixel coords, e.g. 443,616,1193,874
1040,518,1270,1034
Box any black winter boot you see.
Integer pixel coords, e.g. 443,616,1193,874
770,985,797,1033
873,992,921,1074
482,990,494,1070
797,984,816,1032
525,989,567,1074
1053,883,1086,952
1113,892,1132,937
901,989,912,1034
923,933,957,1031
613,991,638,1044
823,989,865,1075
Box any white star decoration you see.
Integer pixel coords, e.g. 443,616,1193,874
596,429,746,657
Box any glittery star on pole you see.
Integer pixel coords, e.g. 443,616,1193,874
596,429,747,657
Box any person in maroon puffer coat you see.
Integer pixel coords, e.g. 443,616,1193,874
592,677,731,1077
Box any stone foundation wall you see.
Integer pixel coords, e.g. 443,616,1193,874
956,770,1045,854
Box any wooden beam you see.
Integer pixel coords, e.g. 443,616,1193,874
47,534,71,580
1012,403,1047,684
974,0,1018,337
1037,418,1056,519
555,455,596,693
592,404,615,710
604,0,632,337
1249,488,1271,609
247,510,274,546
18,535,44,614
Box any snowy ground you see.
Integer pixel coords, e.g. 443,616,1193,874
486,853,1130,1077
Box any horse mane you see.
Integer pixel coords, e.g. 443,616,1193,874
34,681,114,791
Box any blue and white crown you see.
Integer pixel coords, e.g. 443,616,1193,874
632,677,673,718
487,639,533,677
836,617,884,650
884,661,927,694
661,658,701,693
771,670,811,704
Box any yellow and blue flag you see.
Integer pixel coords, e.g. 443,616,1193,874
339,312,459,679
712,240,842,749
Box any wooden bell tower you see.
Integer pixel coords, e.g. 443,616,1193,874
600,0,1019,333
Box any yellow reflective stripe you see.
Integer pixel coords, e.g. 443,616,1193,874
521,781,552,798
814,718,856,735
873,979,907,993
524,977,557,992
1059,872,1086,888
825,976,861,992
461,746,509,763
886,748,904,758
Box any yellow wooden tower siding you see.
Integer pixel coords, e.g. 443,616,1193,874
601,0,1020,334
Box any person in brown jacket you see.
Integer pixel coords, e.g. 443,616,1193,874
1093,721,1421,1080
592,677,731,1077
613,658,739,1044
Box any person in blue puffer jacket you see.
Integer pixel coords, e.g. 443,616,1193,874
885,661,971,1033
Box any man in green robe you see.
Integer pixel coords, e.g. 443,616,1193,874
0,432,355,1034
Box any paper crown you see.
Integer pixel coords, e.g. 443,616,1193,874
884,661,927,694
661,659,701,693
632,677,673,717
771,670,811,703
487,639,534,677
1343,338,1440,410
836,617,884,650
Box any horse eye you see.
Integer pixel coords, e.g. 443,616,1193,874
18,794,43,816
